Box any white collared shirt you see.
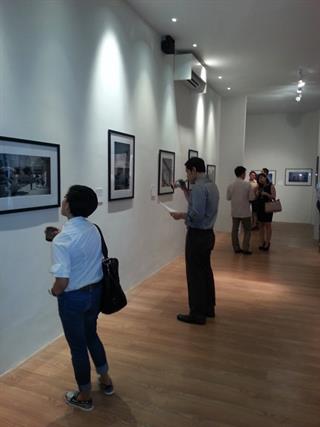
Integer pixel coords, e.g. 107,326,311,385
50,217,103,292
227,178,254,218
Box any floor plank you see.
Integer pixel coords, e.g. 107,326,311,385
1,223,320,427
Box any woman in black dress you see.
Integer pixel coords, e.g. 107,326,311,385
256,173,276,251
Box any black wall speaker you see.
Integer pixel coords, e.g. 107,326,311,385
161,35,175,54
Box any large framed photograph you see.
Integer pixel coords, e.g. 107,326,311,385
254,169,276,184
0,136,60,215
285,168,312,186
188,149,198,159
158,150,175,195
108,130,135,201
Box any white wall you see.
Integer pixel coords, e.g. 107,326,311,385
245,112,319,224
215,96,247,232
0,0,221,374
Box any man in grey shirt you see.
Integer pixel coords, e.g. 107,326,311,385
170,157,219,325
227,166,255,254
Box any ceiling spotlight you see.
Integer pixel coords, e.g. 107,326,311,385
218,76,222,79
192,43,197,48
297,88,302,94
227,87,231,91
298,79,305,88
171,17,177,22
295,96,301,102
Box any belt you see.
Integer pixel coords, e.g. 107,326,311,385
79,280,103,292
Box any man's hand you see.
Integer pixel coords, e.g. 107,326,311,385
170,212,186,220
45,226,60,242
50,277,69,296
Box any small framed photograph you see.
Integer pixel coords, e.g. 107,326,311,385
158,150,175,195
188,149,199,159
207,164,216,183
0,136,60,215
254,169,276,184
108,130,135,201
285,168,312,186
315,156,319,187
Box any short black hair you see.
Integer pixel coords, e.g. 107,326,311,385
262,167,269,175
184,157,205,173
66,185,98,217
234,166,246,177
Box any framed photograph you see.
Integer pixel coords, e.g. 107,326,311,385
285,168,312,186
254,169,276,184
158,150,175,195
188,149,198,159
0,136,60,215
315,156,319,187
207,164,216,183
108,130,135,201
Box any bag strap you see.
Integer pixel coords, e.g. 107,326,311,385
94,224,109,259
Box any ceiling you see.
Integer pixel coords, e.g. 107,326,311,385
127,0,320,114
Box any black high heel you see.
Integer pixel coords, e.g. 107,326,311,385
263,243,270,251
259,242,266,250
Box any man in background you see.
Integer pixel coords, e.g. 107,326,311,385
227,166,254,255
170,157,219,325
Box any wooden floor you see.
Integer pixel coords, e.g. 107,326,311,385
1,223,320,427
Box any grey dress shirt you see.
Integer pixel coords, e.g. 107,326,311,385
186,175,219,229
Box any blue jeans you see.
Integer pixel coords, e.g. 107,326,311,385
58,285,108,392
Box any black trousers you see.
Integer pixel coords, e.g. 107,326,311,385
185,228,215,319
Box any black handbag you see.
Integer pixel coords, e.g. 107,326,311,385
95,225,127,315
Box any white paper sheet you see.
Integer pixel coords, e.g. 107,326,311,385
160,202,178,213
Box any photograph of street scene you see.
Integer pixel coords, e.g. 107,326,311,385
0,153,51,198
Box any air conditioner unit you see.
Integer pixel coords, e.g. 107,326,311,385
174,53,207,93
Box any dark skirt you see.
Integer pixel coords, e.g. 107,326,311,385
257,199,273,223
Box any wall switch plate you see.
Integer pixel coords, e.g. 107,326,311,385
151,184,156,199
95,187,103,204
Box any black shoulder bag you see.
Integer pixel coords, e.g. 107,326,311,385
95,225,127,314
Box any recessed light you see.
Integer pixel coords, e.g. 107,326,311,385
171,17,177,22
227,87,231,91
218,76,222,79
192,43,197,48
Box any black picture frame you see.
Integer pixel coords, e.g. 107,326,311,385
0,136,60,215
285,168,312,186
158,150,175,195
206,164,216,183
188,149,199,159
108,129,135,201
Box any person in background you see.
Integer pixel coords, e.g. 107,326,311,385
46,185,114,411
227,166,255,255
170,157,219,325
262,167,271,183
256,173,276,251
249,170,258,230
